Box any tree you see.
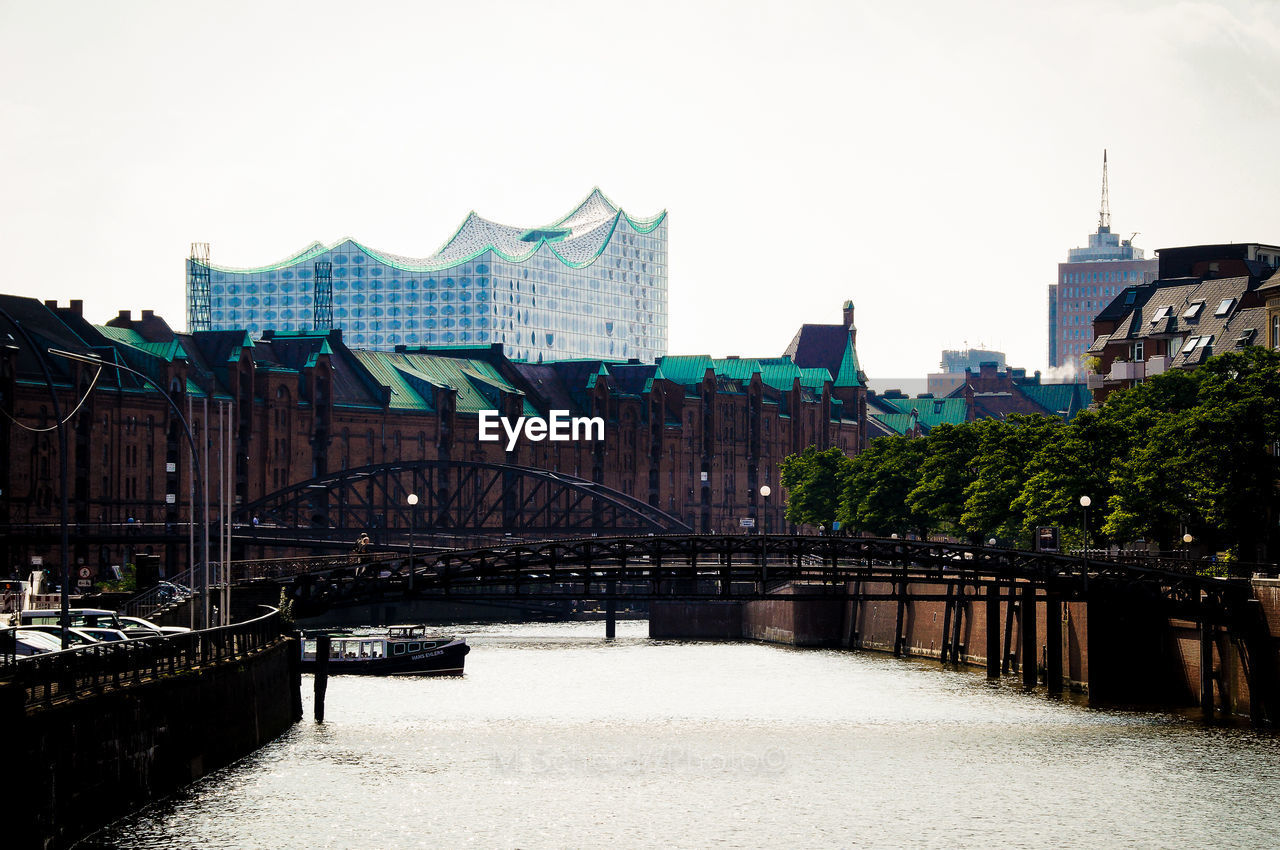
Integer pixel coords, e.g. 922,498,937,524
779,446,852,528
960,415,1064,546
906,422,983,536
842,435,929,537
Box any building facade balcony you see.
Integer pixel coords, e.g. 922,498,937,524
1107,360,1144,381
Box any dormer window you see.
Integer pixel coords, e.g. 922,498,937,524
1215,298,1235,317
1182,302,1204,319
1150,306,1172,323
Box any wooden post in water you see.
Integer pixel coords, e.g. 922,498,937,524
605,579,617,639
314,634,330,723
1020,584,1038,688
1046,593,1063,694
985,583,1000,679
940,584,954,664
1200,621,1214,715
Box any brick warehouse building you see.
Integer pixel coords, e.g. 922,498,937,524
0,297,866,577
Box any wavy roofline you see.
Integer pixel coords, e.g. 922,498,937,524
201,188,666,275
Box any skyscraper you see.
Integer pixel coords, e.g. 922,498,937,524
186,189,668,363
1047,153,1157,372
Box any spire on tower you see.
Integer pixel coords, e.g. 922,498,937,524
1098,149,1111,233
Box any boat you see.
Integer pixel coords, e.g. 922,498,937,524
300,625,470,676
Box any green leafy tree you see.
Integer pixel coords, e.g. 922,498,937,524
779,446,853,528
906,422,983,536
961,415,1064,546
842,435,929,536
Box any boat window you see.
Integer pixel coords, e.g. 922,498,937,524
371,641,385,658
344,641,358,658
329,641,342,659
392,644,405,656
408,642,421,653
360,642,372,659
303,640,316,660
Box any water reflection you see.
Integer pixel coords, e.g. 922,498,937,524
87,621,1280,850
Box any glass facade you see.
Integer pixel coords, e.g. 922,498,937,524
188,190,668,363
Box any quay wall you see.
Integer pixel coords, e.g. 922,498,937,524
653,578,1280,722
6,635,301,850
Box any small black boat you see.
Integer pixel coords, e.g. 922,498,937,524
300,625,470,676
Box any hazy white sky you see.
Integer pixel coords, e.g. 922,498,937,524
3,0,1279,379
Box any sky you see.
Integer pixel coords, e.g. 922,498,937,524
3,0,1280,382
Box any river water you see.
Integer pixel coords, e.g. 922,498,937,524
87,621,1279,849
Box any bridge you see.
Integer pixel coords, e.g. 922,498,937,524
0,460,693,559
223,532,1280,724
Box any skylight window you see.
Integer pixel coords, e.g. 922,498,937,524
1182,336,1200,354
1182,302,1204,319
1150,306,1172,323
1215,298,1235,317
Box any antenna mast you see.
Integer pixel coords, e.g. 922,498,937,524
1098,150,1111,233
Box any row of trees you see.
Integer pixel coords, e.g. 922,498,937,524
779,347,1280,560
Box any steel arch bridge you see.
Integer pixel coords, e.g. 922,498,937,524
237,460,691,540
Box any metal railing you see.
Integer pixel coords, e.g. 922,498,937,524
1,607,285,709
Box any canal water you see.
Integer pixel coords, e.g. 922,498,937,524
87,621,1279,849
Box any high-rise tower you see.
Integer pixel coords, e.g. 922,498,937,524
1047,152,1157,372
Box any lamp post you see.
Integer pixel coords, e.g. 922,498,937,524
50,348,210,627
1,309,74,647
1080,495,1091,591
759,484,771,586
1183,532,1193,562
406,493,418,592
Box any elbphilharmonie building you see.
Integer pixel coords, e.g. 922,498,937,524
186,189,668,362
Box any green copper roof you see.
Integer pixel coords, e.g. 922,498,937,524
1018,383,1091,420
654,355,714,386
95,325,188,363
875,396,968,430
871,413,919,435
834,337,864,388
352,350,536,415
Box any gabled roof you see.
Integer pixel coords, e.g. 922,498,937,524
783,323,864,388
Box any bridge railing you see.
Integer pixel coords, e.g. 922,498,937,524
0,607,285,709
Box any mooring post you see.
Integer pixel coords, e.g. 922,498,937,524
893,576,907,657
1045,593,1063,694
1200,621,1214,715
1020,584,1038,688
605,579,617,639
985,583,1000,679
1002,580,1016,675
940,583,954,664
314,634,330,723
950,584,965,663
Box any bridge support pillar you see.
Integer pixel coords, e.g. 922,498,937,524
985,583,1000,679
1046,593,1062,694
1200,621,1214,715
1021,584,1037,688
605,580,617,639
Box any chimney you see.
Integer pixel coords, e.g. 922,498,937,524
142,309,154,321
44,300,57,310
70,300,83,316
118,310,131,322
842,300,855,329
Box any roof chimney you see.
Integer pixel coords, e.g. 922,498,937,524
118,310,131,322
842,300,855,329
141,309,154,320
70,300,83,316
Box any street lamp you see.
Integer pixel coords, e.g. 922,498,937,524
49,348,211,628
1080,495,1091,590
406,493,418,592
759,484,771,586
1183,532,1193,561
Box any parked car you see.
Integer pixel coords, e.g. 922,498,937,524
3,628,65,656
116,615,190,637
18,624,104,646
76,627,131,642
20,607,125,630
